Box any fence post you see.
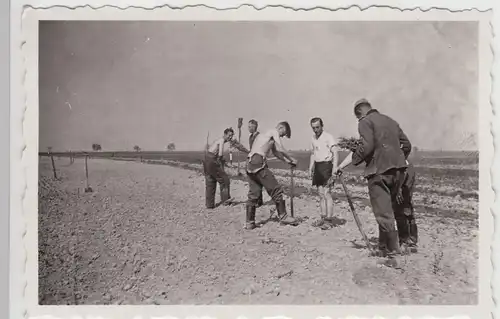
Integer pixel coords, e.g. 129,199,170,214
84,155,93,193
50,152,58,179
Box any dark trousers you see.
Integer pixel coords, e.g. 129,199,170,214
367,170,400,232
203,153,230,209
367,168,406,254
246,155,285,222
247,168,283,206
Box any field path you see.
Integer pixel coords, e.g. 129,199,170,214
39,158,478,305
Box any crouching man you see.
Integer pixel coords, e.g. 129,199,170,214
245,121,299,230
204,128,249,209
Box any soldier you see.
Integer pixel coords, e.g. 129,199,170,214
244,121,299,230
248,119,264,207
336,99,412,268
308,117,339,227
204,128,249,209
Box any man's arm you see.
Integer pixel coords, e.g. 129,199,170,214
271,144,287,162
271,130,294,162
338,152,353,170
271,144,297,166
398,126,412,159
329,135,339,172
218,139,224,157
352,119,375,166
229,139,249,154
309,142,315,174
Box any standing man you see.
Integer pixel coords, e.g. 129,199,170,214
337,99,412,268
308,117,339,227
245,121,299,230
204,127,249,209
248,119,264,207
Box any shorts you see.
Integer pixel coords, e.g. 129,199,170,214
312,161,333,187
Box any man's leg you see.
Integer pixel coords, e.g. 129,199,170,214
367,173,400,267
257,190,264,207
258,168,297,225
325,186,335,219
213,164,232,204
323,162,335,220
318,186,327,218
245,173,263,230
406,192,418,250
406,169,419,248
312,186,327,227
394,199,410,251
312,163,326,220
203,159,217,209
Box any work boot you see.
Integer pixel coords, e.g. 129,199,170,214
276,199,298,226
220,186,234,206
381,231,401,268
245,204,257,230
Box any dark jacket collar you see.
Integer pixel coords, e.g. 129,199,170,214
367,109,379,116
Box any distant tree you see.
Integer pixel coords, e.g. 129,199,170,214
336,136,362,153
134,145,141,152
413,146,419,152
167,143,176,151
92,143,102,151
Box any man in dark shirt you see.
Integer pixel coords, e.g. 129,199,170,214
346,98,412,268
248,119,264,207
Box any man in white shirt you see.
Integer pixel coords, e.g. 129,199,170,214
204,127,249,209
308,117,338,226
248,119,263,207
244,121,298,229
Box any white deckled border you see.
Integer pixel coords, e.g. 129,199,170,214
11,1,497,319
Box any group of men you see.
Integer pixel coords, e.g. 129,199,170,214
202,98,418,268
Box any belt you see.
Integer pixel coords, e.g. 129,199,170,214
246,154,267,174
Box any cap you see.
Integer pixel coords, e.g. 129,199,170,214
354,98,371,108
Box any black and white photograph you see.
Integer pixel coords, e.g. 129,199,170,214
33,10,491,308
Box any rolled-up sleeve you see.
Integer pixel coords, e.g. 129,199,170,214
352,119,374,166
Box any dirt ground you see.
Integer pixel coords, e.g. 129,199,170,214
38,157,478,305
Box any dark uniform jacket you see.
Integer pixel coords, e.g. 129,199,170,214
352,109,411,178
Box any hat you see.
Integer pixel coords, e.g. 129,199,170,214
354,98,371,108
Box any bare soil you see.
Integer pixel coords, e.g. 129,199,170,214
38,157,478,305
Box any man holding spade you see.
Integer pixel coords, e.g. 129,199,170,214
244,121,299,230
336,98,412,268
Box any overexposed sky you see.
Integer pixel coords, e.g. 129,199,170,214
39,21,478,151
